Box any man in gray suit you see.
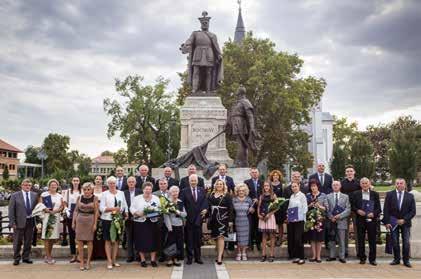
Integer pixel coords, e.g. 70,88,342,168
153,178,169,198
324,180,351,263
8,179,38,265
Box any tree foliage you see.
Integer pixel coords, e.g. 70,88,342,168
2,165,9,180
178,33,325,170
350,134,375,179
42,133,71,175
104,75,180,167
365,125,391,181
24,145,42,165
389,116,420,189
113,148,128,167
330,143,348,180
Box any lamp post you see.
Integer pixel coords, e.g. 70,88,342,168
37,150,48,179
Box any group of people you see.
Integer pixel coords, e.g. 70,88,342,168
8,162,417,270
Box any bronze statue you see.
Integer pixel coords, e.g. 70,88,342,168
226,86,258,167
180,11,223,95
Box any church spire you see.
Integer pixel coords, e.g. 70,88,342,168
234,0,245,43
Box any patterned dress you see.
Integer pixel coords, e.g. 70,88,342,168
233,196,253,246
208,193,233,238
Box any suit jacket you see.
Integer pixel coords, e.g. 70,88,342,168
244,178,264,200
211,175,235,192
324,192,351,230
179,175,205,190
116,176,128,191
383,190,416,227
308,172,333,194
154,177,179,191
8,191,38,229
124,188,141,219
180,186,208,226
351,190,382,220
135,175,155,191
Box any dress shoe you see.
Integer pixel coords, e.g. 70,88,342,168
369,261,377,266
13,260,20,266
339,259,346,263
140,261,147,268
158,256,166,263
195,259,204,264
359,259,366,264
390,260,400,265
326,257,336,262
186,259,192,265
404,262,412,268
22,259,33,264
126,257,134,263
173,262,181,267
151,261,158,267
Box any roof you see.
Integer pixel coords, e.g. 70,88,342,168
234,6,245,43
0,139,22,153
92,155,114,164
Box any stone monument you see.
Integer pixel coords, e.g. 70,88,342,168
177,11,233,166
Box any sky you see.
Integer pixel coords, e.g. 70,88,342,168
1,0,420,158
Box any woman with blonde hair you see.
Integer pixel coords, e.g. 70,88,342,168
72,182,99,270
208,179,233,265
232,183,254,261
41,179,64,264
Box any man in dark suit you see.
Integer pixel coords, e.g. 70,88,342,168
116,166,128,191
383,178,416,268
308,162,333,194
180,174,208,265
351,177,381,265
211,163,235,193
155,167,179,190
244,167,263,250
135,164,155,190
284,171,308,199
124,176,141,262
179,164,205,190
8,179,38,265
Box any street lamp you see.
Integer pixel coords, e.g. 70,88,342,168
37,150,48,179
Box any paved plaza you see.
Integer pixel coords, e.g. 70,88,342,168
1,259,420,279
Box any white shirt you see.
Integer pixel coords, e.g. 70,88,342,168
288,191,308,222
22,190,31,207
63,189,81,205
99,190,128,221
129,190,136,205
396,189,405,209
362,189,370,201
130,195,161,222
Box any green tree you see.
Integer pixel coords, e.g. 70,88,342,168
178,33,325,169
389,116,420,190
365,125,391,181
330,144,348,180
42,133,71,175
104,75,180,167
350,134,375,179
101,150,114,156
333,116,359,147
24,145,42,164
113,148,128,167
2,165,9,180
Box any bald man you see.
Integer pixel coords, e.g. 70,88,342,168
135,164,156,190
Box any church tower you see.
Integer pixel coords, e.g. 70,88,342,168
234,0,246,43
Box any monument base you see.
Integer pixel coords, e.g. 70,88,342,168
152,167,250,187
178,96,233,166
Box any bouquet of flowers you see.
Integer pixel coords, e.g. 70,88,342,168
110,200,124,242
304,207,325,232
268,197,288,213
158,196,177,215
45,213,57,239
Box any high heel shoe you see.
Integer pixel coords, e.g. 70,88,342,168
260,256,267,262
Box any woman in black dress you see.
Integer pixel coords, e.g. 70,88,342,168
269,170,285,246
208,179,233,265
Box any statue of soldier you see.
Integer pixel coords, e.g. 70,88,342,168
180,11,223,95
226,86,258,167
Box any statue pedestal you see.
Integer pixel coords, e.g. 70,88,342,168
178,96,233,166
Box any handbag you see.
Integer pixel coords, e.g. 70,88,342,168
224,232,237,242
163,243,178,257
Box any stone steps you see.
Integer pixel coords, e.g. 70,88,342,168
1,242,420,259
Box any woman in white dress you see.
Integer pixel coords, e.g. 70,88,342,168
41,179,64,264
99,176,128,270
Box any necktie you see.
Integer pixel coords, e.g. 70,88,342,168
118,178,122,189
253,180,258,193
335,193,338,206
193,188,197,202
25,192,31,216
221,176,225,181
320,174,324,186
398,191,403,210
